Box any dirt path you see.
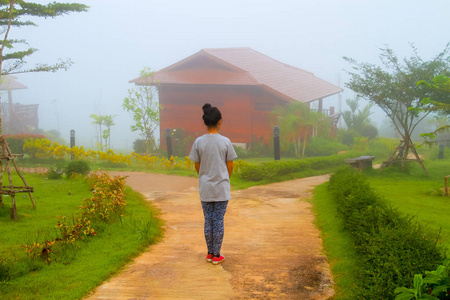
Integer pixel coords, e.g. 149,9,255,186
86,172,334,299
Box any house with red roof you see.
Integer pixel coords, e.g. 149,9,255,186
130,47,342,149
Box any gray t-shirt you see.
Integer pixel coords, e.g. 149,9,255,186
189,134,238,202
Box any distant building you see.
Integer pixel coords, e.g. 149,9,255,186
130,47,342,149
0,75,39,134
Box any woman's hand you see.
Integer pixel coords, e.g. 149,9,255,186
226,161,233,178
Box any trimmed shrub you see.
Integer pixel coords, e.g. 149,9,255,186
240,153,351,181
64,160,90,177
47,167,63,179
341,131,356,146
361,124,378,140
304,136,348,157
5,134,46,154
367,137,397,160
328,167,447,299
133,139,147,154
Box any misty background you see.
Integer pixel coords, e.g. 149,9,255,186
4,0,449,150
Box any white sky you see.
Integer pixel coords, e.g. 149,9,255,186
4,0,450,149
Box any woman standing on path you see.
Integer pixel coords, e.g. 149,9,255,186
189,103,238,265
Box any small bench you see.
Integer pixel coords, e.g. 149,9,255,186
344,156,375,171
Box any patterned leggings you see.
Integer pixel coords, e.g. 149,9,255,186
201,201,229,256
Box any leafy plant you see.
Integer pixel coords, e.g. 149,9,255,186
64,160,90,177
395,259,450,300
361,124,378,140
123,67,161,154
133,139,148,154
328,167,447,299
240,153,353,181
341,131,356,146
0,258,12,281
47,166,63,179
304,136,347,157
47,160,65,179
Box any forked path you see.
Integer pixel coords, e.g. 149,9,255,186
86,172,334,299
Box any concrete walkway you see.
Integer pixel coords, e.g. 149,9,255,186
86,172,334,299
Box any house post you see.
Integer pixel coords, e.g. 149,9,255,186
274,126,280,160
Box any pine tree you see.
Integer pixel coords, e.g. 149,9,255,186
0,0,89,75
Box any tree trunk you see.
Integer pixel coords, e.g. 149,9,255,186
302,131,308,158
401,138,411,171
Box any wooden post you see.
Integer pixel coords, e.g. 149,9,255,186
4,139,35,208
0,136,35,220
70,129,75,160
10,195,17,221
273,126,280,161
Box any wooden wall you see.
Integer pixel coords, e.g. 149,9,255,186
159,84,285,148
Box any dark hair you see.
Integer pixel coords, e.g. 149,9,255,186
202,103,222,127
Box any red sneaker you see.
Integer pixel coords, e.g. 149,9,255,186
206,254,213,262
212,255,225,265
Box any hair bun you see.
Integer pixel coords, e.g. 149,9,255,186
202,103,212,113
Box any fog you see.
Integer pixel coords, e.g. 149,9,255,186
4,0,449,150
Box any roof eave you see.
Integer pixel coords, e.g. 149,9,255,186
262,85,343,103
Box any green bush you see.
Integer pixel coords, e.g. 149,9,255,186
367,137,397,160
328,167,447,299
64,160,90,177
133,139,147,154
247,139,271,157
304,136,348,157
240,154,351,181
47,167,63,179
172,128,194,157
428,145,450,160
395,258,450,300
233,145,249,159
341,131,356,146
361,124,378,140
5,133,47,154
240,159,311,181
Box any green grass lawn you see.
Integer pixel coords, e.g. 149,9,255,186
312,158,450,299
367,161,450,252
6,145,447,299
0,173,162,300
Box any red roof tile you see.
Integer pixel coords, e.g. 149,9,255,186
130,47,342,103
0,75,27,90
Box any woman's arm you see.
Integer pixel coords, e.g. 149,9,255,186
226,160,233,178
195,162,200,175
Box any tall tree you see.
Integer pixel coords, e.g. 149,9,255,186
342,95,373,130
417,75,450,114
90,114,116,150
123,67,161,154
90,114,104,149
102,114,116,150
344,44,450,172
0,1,87,207
415,75,450,142
0,1,88,75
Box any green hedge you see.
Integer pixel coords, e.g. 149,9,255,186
240,153,352,181
5,134,46,154
328,167,447,299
